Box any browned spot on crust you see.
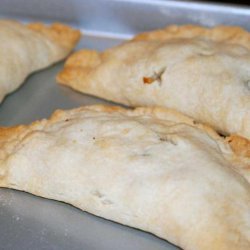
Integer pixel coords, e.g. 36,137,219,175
57,50,101,86
143,68,166,85
226,135,250,158
27,22,81,51
143,77,154,84
64,50,101,68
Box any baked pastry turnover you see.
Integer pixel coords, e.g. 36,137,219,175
0,20,80,103
0,105,249,250
57,25,250,140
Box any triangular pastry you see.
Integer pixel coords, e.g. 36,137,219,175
57,25,250,140
0,105,249,250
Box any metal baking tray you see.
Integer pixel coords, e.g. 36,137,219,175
0,0,249,249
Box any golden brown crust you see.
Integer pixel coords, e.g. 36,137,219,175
27,22,81,51
0,125,26,163
0,126,25,144
225,135,250,158
64,50,101,68
56,50,101,86
133,25,250,50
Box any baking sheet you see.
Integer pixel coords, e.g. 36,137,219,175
0,0,250,249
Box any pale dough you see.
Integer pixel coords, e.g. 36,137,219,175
0,105,249,250
0,19,80,103
57,25,250,140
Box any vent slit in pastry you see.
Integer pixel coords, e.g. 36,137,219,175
0,105,249,250
143,67,166,85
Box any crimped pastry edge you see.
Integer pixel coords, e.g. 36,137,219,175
133,24,250,50
0,104,249,161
